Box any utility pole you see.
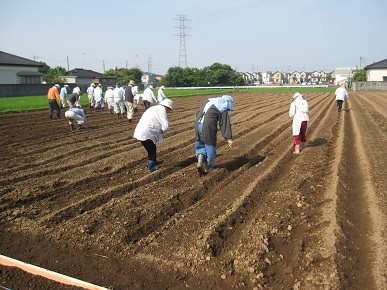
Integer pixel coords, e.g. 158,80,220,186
134,54,139,69
174,15,191,68
67,56,69,71
81,53,86,69
360,56,364,69
103,60,105,73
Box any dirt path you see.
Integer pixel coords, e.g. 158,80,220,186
0,92,385,289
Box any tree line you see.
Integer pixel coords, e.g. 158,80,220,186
38,62,246,87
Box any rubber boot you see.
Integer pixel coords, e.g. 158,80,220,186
155,159,164,165
76,124,83,131
197,154,206,174
69,123,74,132
147,160,157,173
204,163,214,173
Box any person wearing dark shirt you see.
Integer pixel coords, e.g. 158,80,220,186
194,95,234,174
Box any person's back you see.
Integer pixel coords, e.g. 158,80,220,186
335,86,348,101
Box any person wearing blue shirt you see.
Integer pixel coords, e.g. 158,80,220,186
64,107,88,132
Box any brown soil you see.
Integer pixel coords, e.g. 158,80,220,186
0,92,386,290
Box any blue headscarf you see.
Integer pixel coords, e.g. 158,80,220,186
208,95,234,113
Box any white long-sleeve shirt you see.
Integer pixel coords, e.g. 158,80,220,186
335,87,349,101
289,95,310,136
157,88,166,102
142,87,158,103
133,104,169,144
93,87,103,102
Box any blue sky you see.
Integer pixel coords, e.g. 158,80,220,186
1,0,386,74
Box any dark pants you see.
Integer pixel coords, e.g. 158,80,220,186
141,139,156,161
143,100,151,110
336,100,344,111
48,100,60,119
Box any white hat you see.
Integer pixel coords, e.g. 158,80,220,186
160,98,173,110
160,85,165,89
293,92,302,99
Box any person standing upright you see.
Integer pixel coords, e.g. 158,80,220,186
124,80,135,123
194,95,234,174
132,82,140,113
104,86,114,113
157,85,166,103
59,84,69,108
289,92,310,154
113,82,125,119
142,84,158,110
47,84,61,120
87,83,95,108
335,82,349,112
93,83,103,111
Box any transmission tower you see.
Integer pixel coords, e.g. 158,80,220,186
174,15,191,68
147,55,153,73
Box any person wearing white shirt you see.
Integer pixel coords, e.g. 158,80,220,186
132,84,140,113
87,83,95,108
289,92,310,154
104,86,114,113
142,84,158,110
113,83,125,118
133,98,174,172
157,85,166,103
335,82,349,112
72,85,81,102
93,83,103,111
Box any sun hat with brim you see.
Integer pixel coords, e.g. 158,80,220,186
129,80,135,85
160,98,173,110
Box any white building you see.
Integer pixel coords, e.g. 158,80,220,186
334,67,356,85
365,58,387,81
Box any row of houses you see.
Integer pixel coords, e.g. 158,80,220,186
239,68,358,85
1,50,387,88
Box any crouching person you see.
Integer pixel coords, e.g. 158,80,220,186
195,95,234,174
65,108,88,132
133,98,173,172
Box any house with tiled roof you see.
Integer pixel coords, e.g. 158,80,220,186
63,68,116,88
0,51,44,84
365,58,387,81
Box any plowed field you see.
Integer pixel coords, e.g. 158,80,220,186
0,91,386,290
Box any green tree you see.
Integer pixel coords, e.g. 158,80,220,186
162,63,246,87
162,67,185,87
103,67,142,84
352,68,367,82
38,62,50,74
43,66,67,83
